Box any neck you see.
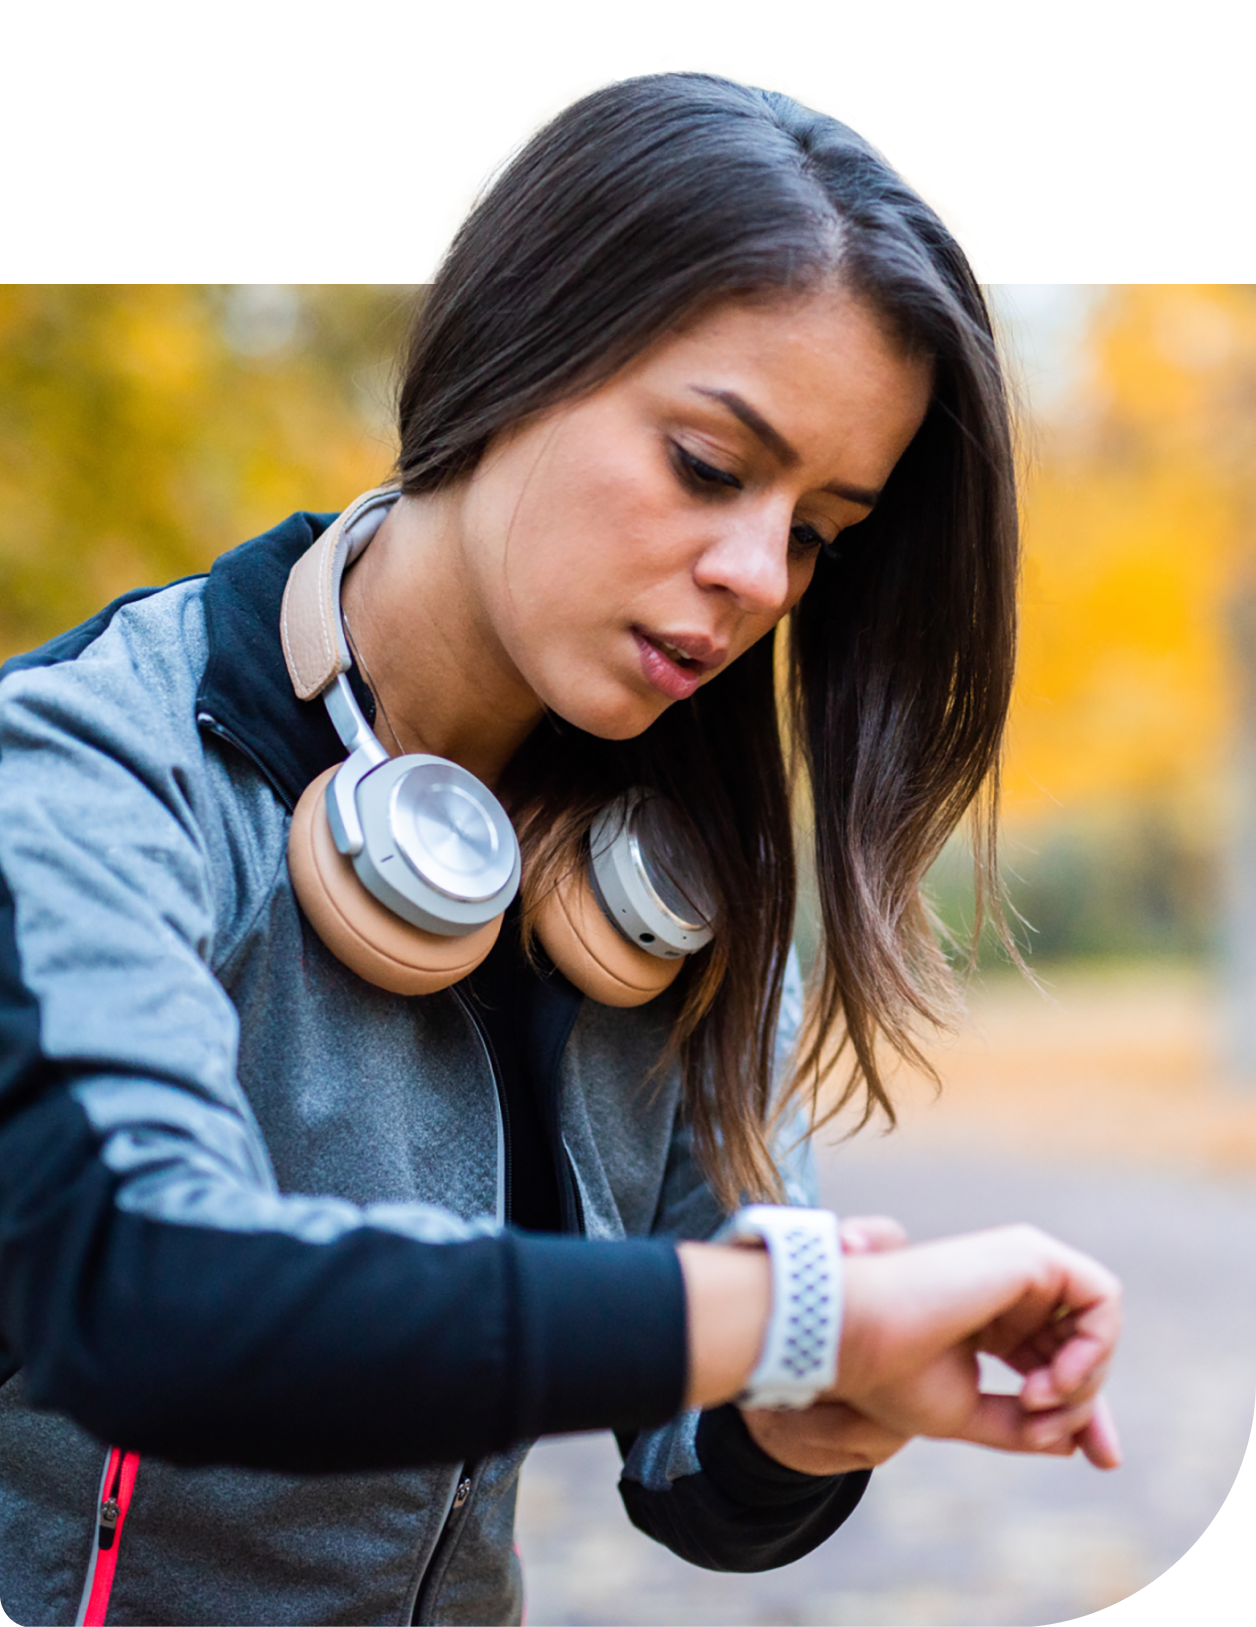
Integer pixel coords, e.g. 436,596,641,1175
339,491,544,789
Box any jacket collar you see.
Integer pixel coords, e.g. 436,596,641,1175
196,509,376,811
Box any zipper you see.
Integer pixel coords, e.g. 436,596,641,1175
196,712,298,811
197,670,377,814
559,1139,586,1236
407,1463,477,1625
76,1447,141,1627
403,989,505,1622
452,985,510,1229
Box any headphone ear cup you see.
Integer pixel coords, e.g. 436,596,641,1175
288,766,502,995
531,862,684,1008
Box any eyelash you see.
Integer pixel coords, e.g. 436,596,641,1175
670,443,834,556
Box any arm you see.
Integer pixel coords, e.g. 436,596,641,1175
617,1403,871,1573
0,647,687,1471
0,644,1121,1486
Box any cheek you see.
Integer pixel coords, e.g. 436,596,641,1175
500,452,680,621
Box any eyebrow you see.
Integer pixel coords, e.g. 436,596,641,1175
690,386,883,510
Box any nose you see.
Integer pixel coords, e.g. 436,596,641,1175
693,501,795,616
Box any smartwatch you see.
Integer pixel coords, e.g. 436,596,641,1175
728,1204,843,1410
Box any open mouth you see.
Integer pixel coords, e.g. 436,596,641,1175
647,634,706,672
631,628,722,702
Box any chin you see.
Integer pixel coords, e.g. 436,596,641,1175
545,689,667,742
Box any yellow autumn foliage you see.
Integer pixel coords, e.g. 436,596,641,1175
0,286,410,662
1004,285,1256,834
1,284,1249,856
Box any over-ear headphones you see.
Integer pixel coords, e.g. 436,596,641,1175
282,487,717,1006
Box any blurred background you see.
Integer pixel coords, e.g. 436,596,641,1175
1,285,1254,1624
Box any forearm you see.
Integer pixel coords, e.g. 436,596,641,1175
676,1241,773,1407
0,1085,688,1471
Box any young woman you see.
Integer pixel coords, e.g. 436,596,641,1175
0,74,1120,1627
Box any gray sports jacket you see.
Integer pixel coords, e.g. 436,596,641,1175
0,510,868,1626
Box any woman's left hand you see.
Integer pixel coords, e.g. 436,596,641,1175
741,1211,1122,1477
827,1222,1123,1469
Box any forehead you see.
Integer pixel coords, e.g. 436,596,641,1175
609,286,934,476
641,285,921,381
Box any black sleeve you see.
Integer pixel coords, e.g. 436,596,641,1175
0,1083,687,1475
617,1405,870,1572
0,759,688,1478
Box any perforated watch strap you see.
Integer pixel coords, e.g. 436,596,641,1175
729,1205,842,1411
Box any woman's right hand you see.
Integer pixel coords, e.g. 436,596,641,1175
829,1225,1123,1467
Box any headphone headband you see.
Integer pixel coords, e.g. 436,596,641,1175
280,486,402,702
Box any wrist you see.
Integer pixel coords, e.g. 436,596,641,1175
728,1205,843,1411
677,1242,772,1408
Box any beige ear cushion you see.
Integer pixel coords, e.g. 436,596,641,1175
288,767,502,995
532,865,684,1008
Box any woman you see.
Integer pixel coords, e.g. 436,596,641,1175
0,73,1120,1627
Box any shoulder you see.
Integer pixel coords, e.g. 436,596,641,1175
0,577,211,752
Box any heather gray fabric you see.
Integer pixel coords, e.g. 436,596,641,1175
0,577,813,1627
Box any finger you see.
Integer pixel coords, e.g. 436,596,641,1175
840,1215,909,1254
1051,1296,1122,1392
1076,1394,1122,1470
1021,1398,1101,1451
1020,1341,1111,1412
949,1393,1095,1457
991,1289,1121,1412
1000,1308,1080,1371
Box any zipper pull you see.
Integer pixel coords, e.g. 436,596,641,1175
452,1477,472,1510
98,1497,120,1551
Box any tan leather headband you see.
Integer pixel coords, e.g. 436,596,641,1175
280,486,401,701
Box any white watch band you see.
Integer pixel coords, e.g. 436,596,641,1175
728,1205,843,1411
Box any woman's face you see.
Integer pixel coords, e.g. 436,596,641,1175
453,286,934,740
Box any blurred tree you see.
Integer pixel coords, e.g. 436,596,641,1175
0,285,413,662
933,289,1256,988
1006,286,1254,826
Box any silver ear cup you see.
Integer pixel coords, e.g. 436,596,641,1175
318,670,521,937
588,791,717,959
328,754,521,935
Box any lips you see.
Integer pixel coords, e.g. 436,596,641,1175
632,627,726,702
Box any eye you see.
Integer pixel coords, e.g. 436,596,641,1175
789,520,835,556
672,441,837,557
672,443,742,493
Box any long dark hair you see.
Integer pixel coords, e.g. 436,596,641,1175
395,73,1017,1208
